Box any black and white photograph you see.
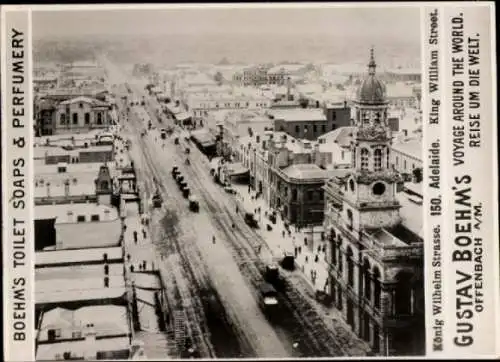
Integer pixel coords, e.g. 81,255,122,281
31,5,425,359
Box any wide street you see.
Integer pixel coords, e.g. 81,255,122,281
104,57,368,358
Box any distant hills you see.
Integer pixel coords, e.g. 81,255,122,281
34,33,420,69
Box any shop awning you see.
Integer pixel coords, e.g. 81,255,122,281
226,162,249,176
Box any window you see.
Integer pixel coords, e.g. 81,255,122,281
307,190,314,201
347,209,353,230
304,125,309,134
313,124,317,133
79,102,83,108
295,125,300,134
291,188,297,201
372,182,386,196
341,151,345,160
374,149,382,171
97,113,102,124
360,148,369,170
321,124,326,133
91,214,100,222
57,166,66,173
72,331,82,339
47,329,61,341
77,215,86,222
84,112,90,124
404,159,407,170
396,156,399,166
60,113,66,125
72,112,78,125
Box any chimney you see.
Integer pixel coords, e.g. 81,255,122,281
64,179,70,197
83,324,97,360
286,77,292,101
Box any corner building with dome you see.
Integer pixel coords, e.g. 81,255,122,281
323,49,425,356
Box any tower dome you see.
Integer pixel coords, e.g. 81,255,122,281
356,47,387,105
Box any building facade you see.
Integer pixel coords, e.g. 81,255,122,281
54,96,112,135
271,108,332,141
323,49,424,356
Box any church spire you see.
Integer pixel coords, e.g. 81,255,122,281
368,46,376,75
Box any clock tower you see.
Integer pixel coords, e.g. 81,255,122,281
342,48,401,232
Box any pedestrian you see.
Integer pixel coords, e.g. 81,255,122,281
236,206,239,213
133,231,138,244
294,247,298,257
304,237,308,246
127,253,131,262
142,229,147,239
130,264,134,272
232,223,235,229
322,244,326,253
317,245,321,253
315,254,319,263
258,245,262,254
298,246,302,254
305,256,308,263
143,260,147,270
288,230,292,237
282,230,285,238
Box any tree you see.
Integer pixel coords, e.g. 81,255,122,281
214,71,224,85
299,97,309,109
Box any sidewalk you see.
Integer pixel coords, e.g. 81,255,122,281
122,202,161,333
230,183,331,294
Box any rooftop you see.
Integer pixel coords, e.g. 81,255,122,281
39,305,129,337
269,108,326,122
35,203,119,224
318,126,356,148
281,163,330,181
392,137,422,160
36,286,126,306
36,336,130,361
36,246,123,267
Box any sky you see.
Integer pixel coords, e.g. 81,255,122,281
32,5,420,42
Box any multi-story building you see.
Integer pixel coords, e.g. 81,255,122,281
222,110,274,158
233,64,273,86
270,108,332,141
386,82,419,109
53,96,113,135
264,132,335,226
322,49,424,356
390,135,422,175
267,64,309,85
184,91,272,120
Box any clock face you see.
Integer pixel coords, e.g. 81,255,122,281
372,182,386,196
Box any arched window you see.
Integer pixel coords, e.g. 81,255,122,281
338,237,343,275
360,148,369,170
347,209,353,230
363,259,372,301
97,113,103,124
346,247,354,287
387,150,390,168
394,272,413,315
374,149,382,171
373,267,382,310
